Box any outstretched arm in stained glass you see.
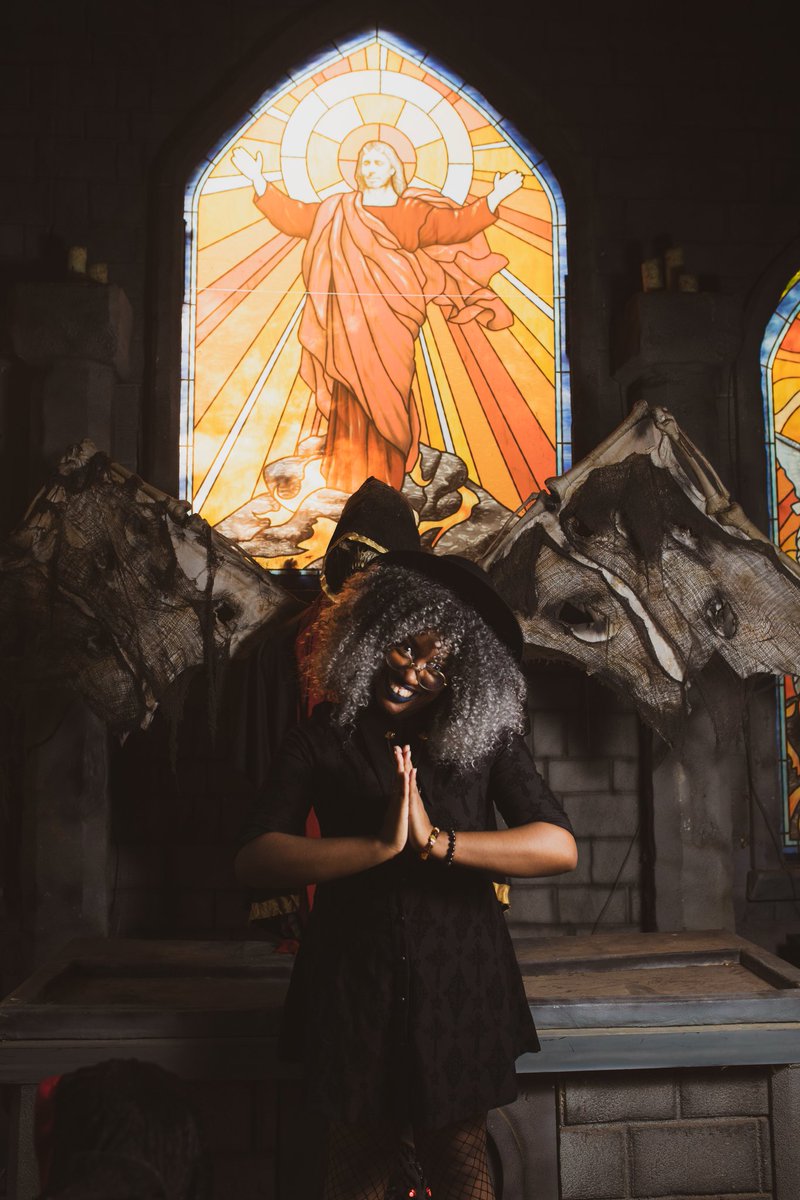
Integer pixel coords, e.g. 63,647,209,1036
486,169,524,212
232,146,318,239
415,170,524,248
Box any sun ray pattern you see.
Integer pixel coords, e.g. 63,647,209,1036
762,270,800,847
181,29,570,564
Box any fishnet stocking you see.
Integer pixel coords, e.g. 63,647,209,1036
415,1113,495,1200
322,1121,396,1200
322,1114,494,1200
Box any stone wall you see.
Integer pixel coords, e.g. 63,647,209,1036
559,1067,774,1200
107,661,644,943
2,0,800,964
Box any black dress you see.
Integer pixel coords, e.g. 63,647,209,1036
240,702,573,1130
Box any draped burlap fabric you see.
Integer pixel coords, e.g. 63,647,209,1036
0,442,295,733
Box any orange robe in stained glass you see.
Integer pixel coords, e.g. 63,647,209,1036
254,186,513,492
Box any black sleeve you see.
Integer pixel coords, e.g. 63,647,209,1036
237,723,316,845
488,733,574,834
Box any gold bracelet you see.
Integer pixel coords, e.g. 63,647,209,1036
419,825,441,861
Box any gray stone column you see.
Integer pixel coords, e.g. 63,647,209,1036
7,282,128,966
651,707,742,931
614,293,743,931
771,1063,800,1200
21,694,110,966
10,280,131,462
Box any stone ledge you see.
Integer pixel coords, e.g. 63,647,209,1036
613,292,742,387
11,281,132,375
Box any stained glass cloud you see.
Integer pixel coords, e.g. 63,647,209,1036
181,30,570,570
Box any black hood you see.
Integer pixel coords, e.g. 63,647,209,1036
322,478,420,595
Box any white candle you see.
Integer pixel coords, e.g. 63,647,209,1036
68,246,87,275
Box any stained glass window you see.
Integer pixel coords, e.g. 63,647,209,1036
762,268,800,848
180,29,570,569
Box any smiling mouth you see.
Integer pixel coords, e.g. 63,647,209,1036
384,678,420,704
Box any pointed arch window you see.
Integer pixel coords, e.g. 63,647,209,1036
762,269,800,848
180,29,570,568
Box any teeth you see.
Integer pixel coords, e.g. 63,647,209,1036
390,683,414,699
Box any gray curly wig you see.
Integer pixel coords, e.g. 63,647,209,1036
308,563,528,767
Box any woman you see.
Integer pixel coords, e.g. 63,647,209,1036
235,552,577,1200
232,140,521,493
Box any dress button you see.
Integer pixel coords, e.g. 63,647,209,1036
400,954,406,962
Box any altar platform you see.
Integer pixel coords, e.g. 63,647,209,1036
2,930,799,1198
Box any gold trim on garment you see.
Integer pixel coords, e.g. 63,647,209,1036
320,533,390,599
248,895,300,922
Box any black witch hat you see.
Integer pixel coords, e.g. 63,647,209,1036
383,549,524,661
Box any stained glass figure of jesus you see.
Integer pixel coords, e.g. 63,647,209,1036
232,141,523,494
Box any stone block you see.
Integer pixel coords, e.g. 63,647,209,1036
0,64,31,110
729,201,800,245
557,887,628,927
614,292,742,387
215,889,250,933
113,844,164,890
86,108,128,142
11,281,132,374
552,837,592,887
567,710,639,759
90,180,141,222
504,884,556,925
532,710,566,757
0,224,24,258
209,1153,275,1200
564,793,639,837
112,380,142,469
254,1081,278,1152
50,137,118,183
772,1064,800,1200
25,697,110,963
41,358,116,461
559,1127,627,1199
612,759,638,792
0,178,46,223
190,1081,253,1154
172,844,237,891
526,665,585,711
680,1069,769,1117
549,759,611,794
630,1120,765,1195
109,887,159,937
625,197,733,245
0,136,36,179
171,888,215,933
591,838,640,885
564,1073,677,1125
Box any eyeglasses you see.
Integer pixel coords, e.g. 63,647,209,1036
383,643,448,692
